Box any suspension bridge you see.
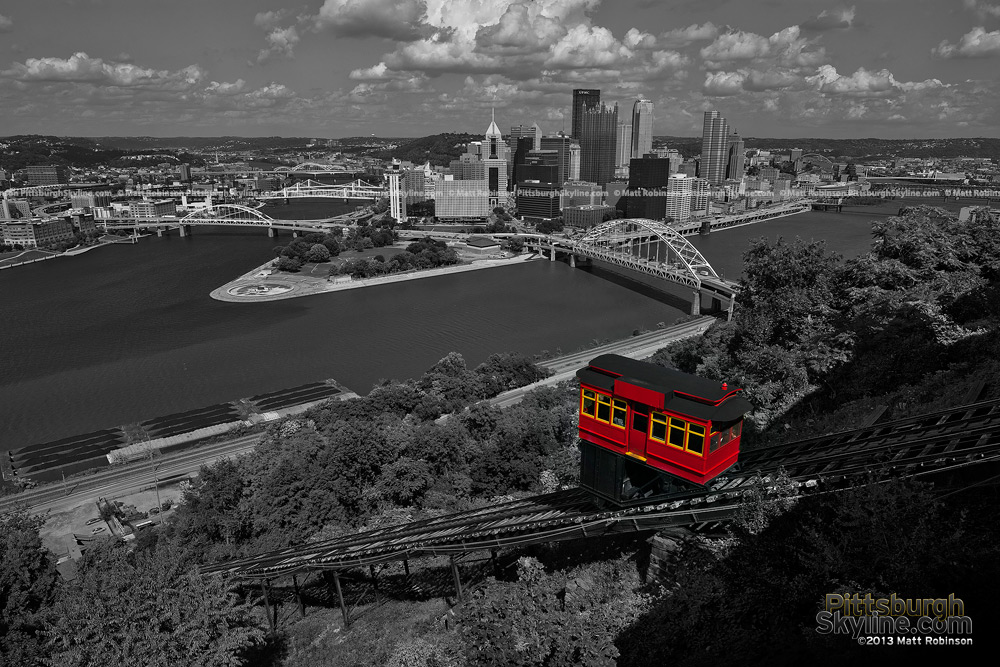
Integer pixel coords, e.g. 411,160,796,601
258,179,385,201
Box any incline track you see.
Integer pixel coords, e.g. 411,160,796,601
206,398,1000,580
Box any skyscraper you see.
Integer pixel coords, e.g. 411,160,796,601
579,102,618,186
539,133,580,184
572,89,600,139
483,110,510,208
665,173,692,222
615,120,633,177
726,132,745,181
701,110,730,185
631,98,654,159
386,159,405,221
510,123,542,151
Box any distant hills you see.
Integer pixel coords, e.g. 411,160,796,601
654,136,1000,160
2,133,997,173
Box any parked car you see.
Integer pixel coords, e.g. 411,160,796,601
92,527,106,534
148,508,160,515
85,518,102,526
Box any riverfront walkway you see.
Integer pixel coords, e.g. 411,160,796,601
211,252,539,302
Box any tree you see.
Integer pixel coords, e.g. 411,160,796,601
306,243,331,263
1,510,58,666
504,236,525,253
43,539,266,667
276,256,302,272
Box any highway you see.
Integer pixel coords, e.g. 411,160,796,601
490,316,715,408
1,317,716,517
0,433,262,518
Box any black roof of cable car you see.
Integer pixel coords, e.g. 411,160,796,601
579,354,753,422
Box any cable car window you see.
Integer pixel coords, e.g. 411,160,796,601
686,423,705,456
612,399,627,428
668,418,686,449
709,431,722,453
731,421,742,439
581,389,596,417
650,413,667,442
596,394,612,423
632,411,649,433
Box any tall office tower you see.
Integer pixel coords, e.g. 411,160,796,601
568,142,581,180
511,137,535,192
572,89,601,139
665,173,692,222
386,159,405,221
579,102,618,186
622,155,670,219
725,132,745,181
691,177,710,215
790,148,803,161
700,110,730,185
483,110,510,208
615,120,633,172
631,98,654,159
510,123,542,151
540,133,580,184
178,163,192,182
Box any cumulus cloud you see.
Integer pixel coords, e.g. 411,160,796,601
659,22,718,48
800,6,856,31
205,79,246,95
700,26,825,69
703,71,746,96
933,27,1000,58
963,0,1000,20
0,13,12,32
545,24,633,69
2,52,206,90
257,26,300,62
254,10,288,30
314,0,427,41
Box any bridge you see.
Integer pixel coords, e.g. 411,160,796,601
518,218,737,317
258,179,385,201
99,203,372,237
273,162,358,176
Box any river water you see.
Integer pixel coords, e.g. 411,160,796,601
0,201,896,448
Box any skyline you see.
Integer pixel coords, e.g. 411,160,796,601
0,1,998,138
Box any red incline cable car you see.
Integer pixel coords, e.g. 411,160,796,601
576,354,753,504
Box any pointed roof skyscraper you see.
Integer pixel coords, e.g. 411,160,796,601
485,107,502,138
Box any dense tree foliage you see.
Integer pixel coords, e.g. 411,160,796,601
616,479,996,666
651,206,1000,429
1,510,59,666
43,539,265,667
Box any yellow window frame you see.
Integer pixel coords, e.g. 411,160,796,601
686,422,706,456
611,399,627,429
580,388,597,418
595,392,612,424
649,412,668,442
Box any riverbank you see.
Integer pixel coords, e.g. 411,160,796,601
0,234,145,270
211,251,540,302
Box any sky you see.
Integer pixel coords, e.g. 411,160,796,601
0,0,999,139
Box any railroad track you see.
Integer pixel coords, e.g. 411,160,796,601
208,398,1000,581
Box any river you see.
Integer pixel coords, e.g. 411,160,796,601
0,200,903,448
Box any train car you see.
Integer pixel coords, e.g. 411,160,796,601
577,354,752,504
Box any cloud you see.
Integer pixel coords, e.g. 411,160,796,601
257,26,300,62
545,24,633,69
205,79,246,95
659,22,718,48
800,6,856,31
963,0,1000,20
2,52,206,90
933,27,1000,58
314,0,427,41
254,10,288,30
0,13,12,32
700,26,825,69
703,71,746,96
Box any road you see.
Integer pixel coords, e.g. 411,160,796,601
0,433,262,518
490,316,715,408
2,316,716,517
